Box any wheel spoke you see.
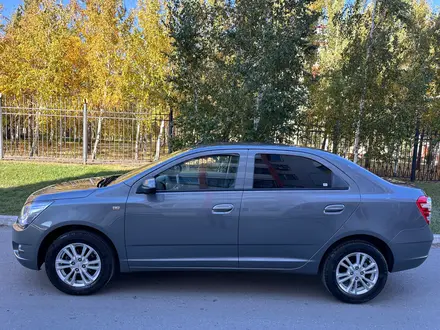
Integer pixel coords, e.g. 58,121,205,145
337,275,351,284
355,253,361,266
79,269,90,284
362,276,376,285
87,265,100,270
347,278,355,293
341,257,353,268
56,264,72,270
363,263,377,271
80,245,87,257
56,259,71,265
87,260,100,266
363,269,377,275
360,254,367,268
336,271,349,278
64,269,75,285
359,277,369,291
340,261,351,269
82,269,94,282
84,248,93,259
63,247,74,259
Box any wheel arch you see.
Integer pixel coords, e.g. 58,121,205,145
318,234,395,273
37,225,120,272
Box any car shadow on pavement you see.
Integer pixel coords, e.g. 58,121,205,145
103,271,333,301
21,256,415,304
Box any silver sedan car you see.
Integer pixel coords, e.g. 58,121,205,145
12,144,433,303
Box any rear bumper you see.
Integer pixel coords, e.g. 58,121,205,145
12,223,42,270
390,225,433,272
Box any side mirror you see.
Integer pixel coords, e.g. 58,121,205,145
136,178,157,194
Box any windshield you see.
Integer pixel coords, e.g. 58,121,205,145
108,149,188,186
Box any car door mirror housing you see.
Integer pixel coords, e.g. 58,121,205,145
136,178,157,194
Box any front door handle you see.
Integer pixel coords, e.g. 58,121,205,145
324,204,345,214
212,204,234,214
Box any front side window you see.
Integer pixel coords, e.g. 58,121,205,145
155,154,239,191
253,154,347,189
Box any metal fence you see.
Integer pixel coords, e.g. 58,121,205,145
0,95,172,163
283,121,440,181
1,94,439,180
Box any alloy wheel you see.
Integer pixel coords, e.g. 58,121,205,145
335,252,379,295
55,243,101,287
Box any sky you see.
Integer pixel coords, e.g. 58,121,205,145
1,0,440,19
0,0,138,18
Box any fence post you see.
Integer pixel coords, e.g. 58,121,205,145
83,100,87,165
0,93,3,160
168,109,174,154
410,118,420,182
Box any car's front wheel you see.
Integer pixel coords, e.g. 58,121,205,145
45,230,115,295
321,240,388,304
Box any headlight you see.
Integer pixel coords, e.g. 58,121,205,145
17,201,53,228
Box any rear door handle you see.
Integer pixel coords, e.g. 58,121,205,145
212,204,234,214
324,204,345,214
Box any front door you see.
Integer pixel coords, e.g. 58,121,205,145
239,150,360,270
125,150,247,270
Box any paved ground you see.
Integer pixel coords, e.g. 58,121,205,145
0,227,439,330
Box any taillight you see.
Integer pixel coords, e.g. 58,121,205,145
416,196,432,225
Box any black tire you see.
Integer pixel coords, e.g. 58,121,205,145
45,230,115,295
321,240,388,304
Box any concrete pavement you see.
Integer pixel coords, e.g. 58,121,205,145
0,227,439,330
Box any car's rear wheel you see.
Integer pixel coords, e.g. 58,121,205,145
321,240,388,304
45,230,115,295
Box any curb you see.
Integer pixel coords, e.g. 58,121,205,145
0,215,439,244
0,215,18,227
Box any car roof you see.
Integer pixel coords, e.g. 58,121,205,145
188,143,325,153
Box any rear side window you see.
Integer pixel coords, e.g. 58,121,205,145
253,154,348,189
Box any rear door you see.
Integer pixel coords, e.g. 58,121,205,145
239,149,360,269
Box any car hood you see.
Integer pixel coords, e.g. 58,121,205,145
26,177,102,203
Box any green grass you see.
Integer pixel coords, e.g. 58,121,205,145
1,161,439,234
0,161,134,215
415,182,440,234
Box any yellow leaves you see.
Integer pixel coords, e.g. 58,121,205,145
0,0,172,115
122,0,172,114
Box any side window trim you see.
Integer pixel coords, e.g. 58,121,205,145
243,150,352,191
133,150,248,193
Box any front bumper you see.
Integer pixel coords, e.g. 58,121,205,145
390,225,433,272
12,223,44,270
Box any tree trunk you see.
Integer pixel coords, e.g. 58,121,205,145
28,113,33,157
135,122,141,161
168,109,174,154
364,135,374,169
393,146,400,177
426,134,435,170
254,90,263,133
49,124,54,147
92,108,104,160
411,118,420,182
321,133,327,150
353,0,378,164
416,129,425,170
154,120,165,161
30,111,40,157
332,121,340,154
